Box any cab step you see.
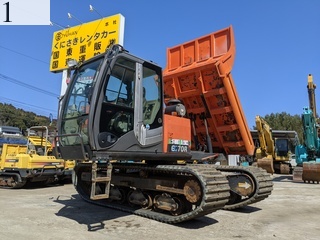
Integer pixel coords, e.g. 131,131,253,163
90,162,112,200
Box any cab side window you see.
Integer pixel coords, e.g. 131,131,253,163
142,67,161,128
100,60,135,139
105,65,134,106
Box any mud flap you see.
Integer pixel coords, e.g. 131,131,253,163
257,158,274,174
302,162,320,183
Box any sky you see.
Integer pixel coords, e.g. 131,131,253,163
1,0,320,129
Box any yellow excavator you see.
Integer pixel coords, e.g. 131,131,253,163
255,115,292,174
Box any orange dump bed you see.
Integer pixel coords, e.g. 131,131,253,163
163,26,254,156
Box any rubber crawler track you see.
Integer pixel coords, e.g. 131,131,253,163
75,164,231,224
0,179,27,189
214,165,274,210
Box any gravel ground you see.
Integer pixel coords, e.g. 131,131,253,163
0,174,319,240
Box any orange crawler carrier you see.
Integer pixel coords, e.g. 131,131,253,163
163,26,254,156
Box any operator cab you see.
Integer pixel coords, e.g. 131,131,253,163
275,138,289,157
58,45,164,160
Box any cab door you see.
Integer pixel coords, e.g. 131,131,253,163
93,55,163,150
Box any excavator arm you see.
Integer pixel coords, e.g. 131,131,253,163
254,115,276,173
308,74,317,119
255,115,275,159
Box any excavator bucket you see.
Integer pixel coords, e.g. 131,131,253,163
302,162,320,183
292,166,303,182
257,157,275,174
163,26,254,156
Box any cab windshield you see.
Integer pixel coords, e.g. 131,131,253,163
63,58,103,119
61,57,103,145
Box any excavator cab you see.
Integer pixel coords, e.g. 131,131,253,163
275,138,289,157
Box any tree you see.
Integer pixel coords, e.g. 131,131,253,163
0,103,54,134
257,112,303,144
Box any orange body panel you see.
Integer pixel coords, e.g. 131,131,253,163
163,114,191,153
163,26,254,156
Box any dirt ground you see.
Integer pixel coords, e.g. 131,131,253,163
0,174,319,240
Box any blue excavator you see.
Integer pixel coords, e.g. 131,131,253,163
293,74,320,183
